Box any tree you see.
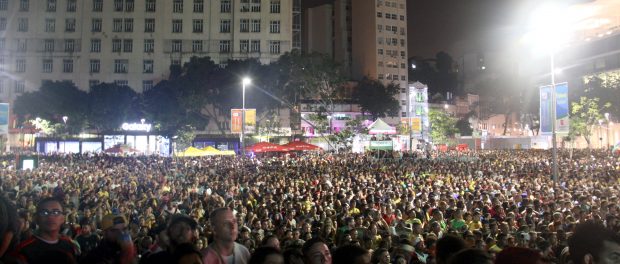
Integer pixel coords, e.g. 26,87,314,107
142,80,187,137
88,83,140,133
429,109,458,145
353,77,400,119
570,96,610,148
455,118,473,136
328,116,368,152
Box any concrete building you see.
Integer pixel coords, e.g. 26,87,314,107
0,0,297,101
303,0,409,119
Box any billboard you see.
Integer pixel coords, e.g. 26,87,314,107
231,109,256,134
539,83,569,135
400,117,422,133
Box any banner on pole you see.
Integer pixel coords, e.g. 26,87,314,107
400,117,422,133
231,109,256,134
555,83,569,134
539,83,569,135
540,85,553,135
0,103,8,134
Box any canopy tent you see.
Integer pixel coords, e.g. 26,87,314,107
201,146,236,156
368,118,397,135
104,144,138,154
282,141,321,151
247,142,289,153
176,147,209,157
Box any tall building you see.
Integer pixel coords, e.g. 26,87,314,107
0,0,296,102
303,0,409,118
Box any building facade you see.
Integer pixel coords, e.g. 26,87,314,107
0,0,296,101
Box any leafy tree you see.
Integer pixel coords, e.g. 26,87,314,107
88,83,140,133
455,118,473,136
174,125,196,152
328,117,369,152
353,77,400,119
569,96,610,148
429,109,458,145
142,80,187,137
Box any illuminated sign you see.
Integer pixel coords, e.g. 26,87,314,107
121,123,152,132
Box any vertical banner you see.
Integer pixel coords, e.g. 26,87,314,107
231,109,256,134
540,85,553,135
400,117,422,133
0,103,8,134
555,83,569,134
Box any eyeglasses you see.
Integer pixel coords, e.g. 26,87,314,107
38,209,64,217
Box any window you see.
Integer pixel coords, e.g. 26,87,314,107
219,40,230,53
17,40,27,52
47,0,57,12
143,80,153,92
19,0,29,11
378,49,383,55
401,63,406,69
221,0,231,12
251,19,260,32
172,19,183,33
220,20,231,33
18,18,28,32
400,51,406,58
113,19,123,32
400,15,405,21
114,80,128,87
67,0,76,12
240,40,249,53
269,41,280,54
144,39,154,52
64,39,75,52
192,40,202,52
65,18,76,32
90,59,100,73
173,0,183,13
240,0,249,12
194,0,203,12
400,39,405,47
251,0,260,12
415,105,423,115
270,20,280,33
15,80,25,94
378,74,384,80
377,12,382,18
124,18,133,32
392,14,397,20
89,80,100,89
92,18,102,32
401,75,406,81
240,19,249,32
123,39,132,52
250,40,260,52
270,0,280,13
62,59,73,72
145,0,155,12
93,0,103,11
171,59,181,66
112,39,122,52
145,19,155,32
143,60,153,73
45,19,56,32
44,39,54,52
192,19,203,33
114,59,128,73
172,40,182,52
91,39,101,52
377,25,382,32
0,0,7,11
125,0,134,11
394,75,399,81
42,59,53,73
114,0,123,11
0,18,5,31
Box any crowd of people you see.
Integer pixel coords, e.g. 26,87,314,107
0,149,619,264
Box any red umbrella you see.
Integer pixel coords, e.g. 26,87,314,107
282,141,321,151
247,142,289,153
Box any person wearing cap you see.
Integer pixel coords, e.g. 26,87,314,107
142,214,199,264
81,213,136,264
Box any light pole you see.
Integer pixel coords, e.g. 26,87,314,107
62,116,68,153
241,77,251,156
550,53,559,186
605,113,610,150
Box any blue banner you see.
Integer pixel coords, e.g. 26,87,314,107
555,83,569,134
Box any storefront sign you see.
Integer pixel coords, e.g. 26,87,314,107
121,122,152,132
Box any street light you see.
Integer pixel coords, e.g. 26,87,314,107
599,119,604,149
241,77,251,156
605,113,610,149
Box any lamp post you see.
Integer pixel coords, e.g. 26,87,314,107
62,116,68,153
605,113,610,150
599,119,604,149
241,77,251,156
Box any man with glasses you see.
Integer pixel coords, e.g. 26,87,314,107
11,197,79,263
81,213,136,264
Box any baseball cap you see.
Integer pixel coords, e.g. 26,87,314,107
101,214,128,230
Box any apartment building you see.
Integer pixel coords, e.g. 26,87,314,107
0,0,296,101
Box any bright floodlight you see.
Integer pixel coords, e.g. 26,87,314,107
523,2,578,53
554,68,563,74
242,77,251,86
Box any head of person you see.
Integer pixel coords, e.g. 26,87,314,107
371,248,390,264
569,221,620,264
282,247,305,264
262,235,281,251
332,244,369,264
0,195,19,257
210,208,238,244
35,197,65,235
172,242,203,264
448,249,492,264
494,247,545,264
168,214,198,246
435,235,466,264
302,237,332,264
101,213,128,244
249,247,284,264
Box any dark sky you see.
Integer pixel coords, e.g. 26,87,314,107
407,0,528,58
